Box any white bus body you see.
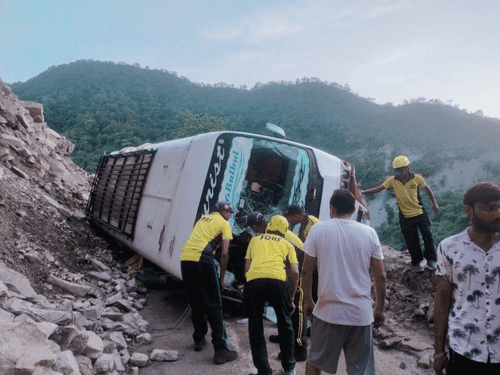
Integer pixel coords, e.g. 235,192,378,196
86,131,368,287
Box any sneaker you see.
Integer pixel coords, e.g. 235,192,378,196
194,337,206,352
213,348,238,365
413,263,424,272
269,334,280,343
426,260,436,269
280,370,295,375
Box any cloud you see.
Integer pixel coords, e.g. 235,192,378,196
329,0,409,23
365,1,409,20
200,14,305,43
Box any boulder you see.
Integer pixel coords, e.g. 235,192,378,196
87,272,111,282
20,101,44,120
0,262,38,298
82,331,104,359
49,325,80,351
130,352,149,367
108,332,127,350
53,350,81,375
46,275,92,297
0,320,57,374
111,350,125,371
74,355,94,375
0,133,26,149
136,333,152,345
89,258,111,272
150,349,178,361
400,339,433,352
93,353,115,373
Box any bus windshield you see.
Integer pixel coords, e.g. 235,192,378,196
216,136,312,234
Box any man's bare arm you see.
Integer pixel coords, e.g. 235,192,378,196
302,254,317,319
361,185,385,195
244,259,251,277
370,257,386,322
434,277,453,353
423,185,439,213
219,239,230,287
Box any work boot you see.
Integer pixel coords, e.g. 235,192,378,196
194,337,206,352
269,334,280,343
213,348,238,365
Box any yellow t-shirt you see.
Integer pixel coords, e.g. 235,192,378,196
245,233,299,282
382,173,427,218
300,215,320,241
180,212,233,262
284,230,304,251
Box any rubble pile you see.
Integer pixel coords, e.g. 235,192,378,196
0,79,180,374
374,246,437,370
0,256,180,374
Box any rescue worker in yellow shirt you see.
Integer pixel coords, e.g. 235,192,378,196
284,204,320,307
244,215,300,375
283,204,320,242
245,212,308,362
180,201,238,365
361,155,439,271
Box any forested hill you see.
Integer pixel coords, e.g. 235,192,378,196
11,60,500,173
9,59,500,251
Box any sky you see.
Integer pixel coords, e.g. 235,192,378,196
1,0,500,118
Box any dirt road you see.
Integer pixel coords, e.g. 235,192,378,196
129,289,432,375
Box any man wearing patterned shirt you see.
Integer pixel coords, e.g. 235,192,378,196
434,181,500,374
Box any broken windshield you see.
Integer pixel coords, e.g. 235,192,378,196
216,136,311,235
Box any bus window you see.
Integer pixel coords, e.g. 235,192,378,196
215,136,311,234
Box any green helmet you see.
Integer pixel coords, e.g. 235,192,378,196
266,215,289,236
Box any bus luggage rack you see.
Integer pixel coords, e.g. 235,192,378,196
86,149,157,239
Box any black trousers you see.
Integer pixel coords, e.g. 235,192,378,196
243,278,295,375
181,260,228,350
447,347,500,374
399,211,437,266
291,282,307,352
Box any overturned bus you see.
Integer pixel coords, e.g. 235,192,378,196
86,131,369,301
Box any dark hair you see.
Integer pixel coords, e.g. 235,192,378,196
463,181,500,208
284,203,303,216
330,188,356,214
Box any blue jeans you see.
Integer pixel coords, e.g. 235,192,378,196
244,278,295,375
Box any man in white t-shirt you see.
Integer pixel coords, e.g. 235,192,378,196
302,188,386,375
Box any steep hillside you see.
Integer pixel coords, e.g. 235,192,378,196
0,76,442,374
9,60,500,251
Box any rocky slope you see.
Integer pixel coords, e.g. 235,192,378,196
0,77,439,374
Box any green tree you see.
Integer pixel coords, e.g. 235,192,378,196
169,111,230,140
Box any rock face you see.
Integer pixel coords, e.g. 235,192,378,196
0,77,164,374
0,78,90,210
